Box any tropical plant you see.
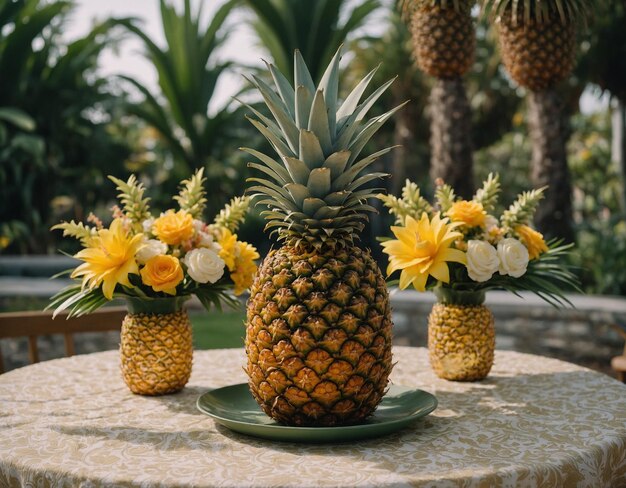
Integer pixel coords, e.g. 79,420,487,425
579,1,626,214
483,0,595,242
0,106,40,250
118,0,250,216
244,0,379,81
0,0,131,254
401,0,476,199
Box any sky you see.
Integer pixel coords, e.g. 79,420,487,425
64,0,607,115
65,0,265,114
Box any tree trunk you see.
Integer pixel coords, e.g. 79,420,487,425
429,78,474,199
392,106,410,196
527,89,575,243
611,98,626,214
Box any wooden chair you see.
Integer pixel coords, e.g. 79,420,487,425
610,322,626,383
0,307,126,374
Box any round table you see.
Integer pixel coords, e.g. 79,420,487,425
1,347,625,487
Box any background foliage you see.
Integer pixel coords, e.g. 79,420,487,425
0,0,624,295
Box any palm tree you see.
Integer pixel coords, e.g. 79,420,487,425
483,0,594,242
244,0,379,82
118,0,247,215
402,0,476,199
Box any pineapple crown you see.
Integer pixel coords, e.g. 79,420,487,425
108,174,151,231
174,168,207,219
379,180,433,225
213,195,251,233
482,0,595,25
501,187,545,230
242,48,405,251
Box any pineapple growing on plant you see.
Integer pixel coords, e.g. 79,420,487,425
401,0,476,199
403,0,476,79
483,0,594,242
242,49,403,426
483,0,591,91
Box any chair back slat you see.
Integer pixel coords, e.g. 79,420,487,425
28,336,39,364
0,307,126,373
64,333,75,357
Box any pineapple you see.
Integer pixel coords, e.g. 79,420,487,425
403,0,476,79
121,298,192,396
483,0,592,91
243,49,402,426
428,299,495,381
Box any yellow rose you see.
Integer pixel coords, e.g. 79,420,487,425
515,225,548,260
447,200,486,228
152,210,194,246
140,255,184,295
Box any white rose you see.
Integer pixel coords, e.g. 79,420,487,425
142,217,155,234
466,240,499,282
184,248,225,284
136,238,167,264
497,238,529,278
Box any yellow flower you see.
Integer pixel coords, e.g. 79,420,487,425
382,213,466,292
71,219,143,300
231,241,260,295
217,228,238,271
447,200,486,228
515,225,548,260
218,229,259,295
140,255,184,295
152,210,194,246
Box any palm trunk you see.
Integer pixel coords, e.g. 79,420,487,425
429,78,474,199
527,89,575,243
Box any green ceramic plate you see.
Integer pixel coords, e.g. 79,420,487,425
196,383,437,443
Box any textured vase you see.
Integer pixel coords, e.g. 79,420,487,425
121,296,193,395
428,288,495,381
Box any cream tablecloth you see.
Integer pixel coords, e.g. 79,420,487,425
1,346,625,487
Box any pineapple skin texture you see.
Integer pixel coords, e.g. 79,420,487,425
410,5,475,79
497,15,575,91
428,303,495,381
245,245,393,426
120,311,193,395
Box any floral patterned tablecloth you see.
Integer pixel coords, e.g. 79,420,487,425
1,346,625,488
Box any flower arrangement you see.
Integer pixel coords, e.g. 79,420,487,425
49,169,259,316
378,174,580,306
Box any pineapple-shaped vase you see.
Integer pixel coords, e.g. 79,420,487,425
428,287,495,381
121,296,193,395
